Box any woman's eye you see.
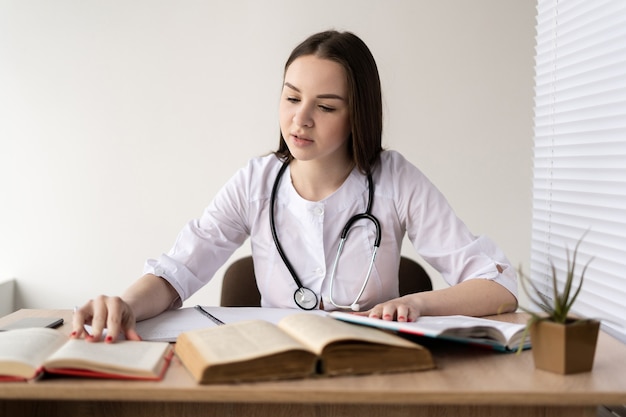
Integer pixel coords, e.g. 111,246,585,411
286,97,300,103
318,105,335,113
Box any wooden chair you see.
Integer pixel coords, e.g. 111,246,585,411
220,255,432,307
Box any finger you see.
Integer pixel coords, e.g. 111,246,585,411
103,296,126,343
88,295,109,341
380,304,398,321
396,305,410,322
407,308,420,322
71,303,92,339
367,305,384,319
124,328,142,342
404,295,424,322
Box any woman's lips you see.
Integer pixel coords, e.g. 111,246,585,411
291,133,313,146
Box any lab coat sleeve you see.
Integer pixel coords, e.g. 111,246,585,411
385,151,518,300
143,163,253,303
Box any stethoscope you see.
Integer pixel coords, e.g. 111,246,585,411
270,160,381,311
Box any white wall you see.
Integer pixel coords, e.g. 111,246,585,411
0,1,536,310
0,279,15,316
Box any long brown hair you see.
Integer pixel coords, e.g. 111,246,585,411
275,31,383,175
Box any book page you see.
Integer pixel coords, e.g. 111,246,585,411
136,306,327,342
436,316,526,343
135,307,220,342
207,306,327,325
0,328,67,378
181,320,311,364
278,314,419,355
329,312,528,348
43,339,172,377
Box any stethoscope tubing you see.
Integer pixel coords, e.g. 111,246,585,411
269,161,308,291
270,159,381,311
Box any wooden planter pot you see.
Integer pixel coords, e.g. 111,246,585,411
529,319,600,374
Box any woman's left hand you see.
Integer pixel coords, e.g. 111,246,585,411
357,294,425,322
354,279,518,322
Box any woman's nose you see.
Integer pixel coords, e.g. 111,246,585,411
293,105,314,128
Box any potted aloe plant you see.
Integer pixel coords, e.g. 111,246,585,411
518,233,600,374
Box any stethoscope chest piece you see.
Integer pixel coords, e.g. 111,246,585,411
294,287,318,310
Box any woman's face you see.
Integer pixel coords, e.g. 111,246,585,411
279,55,351,166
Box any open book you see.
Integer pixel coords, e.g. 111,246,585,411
0,328,173,382
330,312,531,352
175,313,434,384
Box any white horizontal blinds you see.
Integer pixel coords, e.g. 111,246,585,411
532,0,626,343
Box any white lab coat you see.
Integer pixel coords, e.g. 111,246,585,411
145,150,517,310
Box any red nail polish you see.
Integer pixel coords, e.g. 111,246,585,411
70,331,77,337
105,335,113,343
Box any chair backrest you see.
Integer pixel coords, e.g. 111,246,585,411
398,256,433,295
220,255,432,307
220,256,261,307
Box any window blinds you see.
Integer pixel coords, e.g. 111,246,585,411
532,0,626,343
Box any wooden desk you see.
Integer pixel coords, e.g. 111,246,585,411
1,309,625,417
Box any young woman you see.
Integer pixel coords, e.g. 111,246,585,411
73,30,518,343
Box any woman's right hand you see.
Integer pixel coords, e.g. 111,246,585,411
71,295,141,343
71,273,180,343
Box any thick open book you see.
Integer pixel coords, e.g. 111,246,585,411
0,328,173,382
330,312,531,352
175,313,435,384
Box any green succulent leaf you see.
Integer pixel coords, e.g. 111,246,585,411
518,231,592,327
